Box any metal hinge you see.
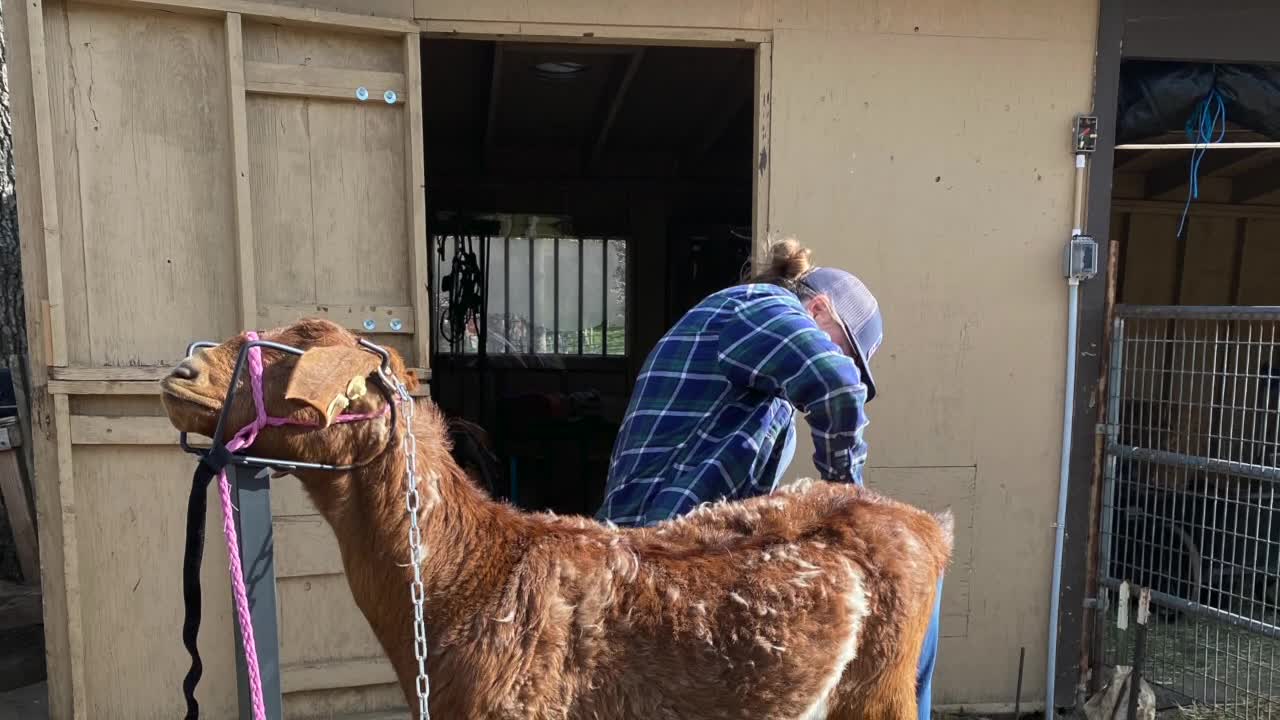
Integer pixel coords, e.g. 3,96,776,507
1095,422,1117,436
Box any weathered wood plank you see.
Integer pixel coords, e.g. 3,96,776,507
281,656,397,694
403,33,430,368
75,0,416,34
246,61,404,103
258,303,415,334
226,14,258,329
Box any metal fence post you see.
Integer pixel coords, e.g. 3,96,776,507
230,464,284,720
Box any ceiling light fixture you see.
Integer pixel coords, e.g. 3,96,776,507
533,60,588,80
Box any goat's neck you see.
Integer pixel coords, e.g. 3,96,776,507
297,412,525,668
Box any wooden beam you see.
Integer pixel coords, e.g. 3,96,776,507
419,19,771,47
76,0,417,34
47,381,161,396
482,44,504,169
26,0,68,366
1112,198,1280,220
245,62,406,103
1232,158,1280,204
50,366,171,382
1143,152,1255,199
404,34,431,369
1113,150,1151,171
69,416,181,445
51,395,86,717
50,375,430,397
751,42,773,266
258,303,415,334
226,14,257,330
281,657,397,694
590,49,645,165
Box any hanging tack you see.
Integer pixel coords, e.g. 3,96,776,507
363,319,377,331
384,89,398,104
355,86,370,102
390,318,404,332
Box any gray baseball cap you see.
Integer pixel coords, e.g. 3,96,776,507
799,267,882,401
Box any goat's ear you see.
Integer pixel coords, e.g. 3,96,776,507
285,345,383,426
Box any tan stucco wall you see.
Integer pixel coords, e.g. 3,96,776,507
766,6,1100,705
416,0,1101,705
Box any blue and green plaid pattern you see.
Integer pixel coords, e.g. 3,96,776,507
597,283,870,527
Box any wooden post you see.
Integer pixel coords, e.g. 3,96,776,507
750,41,772,268
225,13,257,329
404,32,430,370
0,417,38,584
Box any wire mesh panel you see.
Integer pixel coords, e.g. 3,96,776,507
1099,305,1280,718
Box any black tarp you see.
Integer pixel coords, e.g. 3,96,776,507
1118,61,1280,143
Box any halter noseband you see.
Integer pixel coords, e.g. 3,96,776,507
180,331,398,473
178,331,405,720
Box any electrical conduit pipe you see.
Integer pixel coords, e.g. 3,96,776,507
1045,151,1089,719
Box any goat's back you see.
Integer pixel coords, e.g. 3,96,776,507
472,478,953,719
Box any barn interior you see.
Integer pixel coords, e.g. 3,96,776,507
1110,60,1280,462
419,39,756,516
1102,59,1280,705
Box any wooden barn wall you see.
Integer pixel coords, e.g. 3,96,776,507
9,0,430,716
6,0,1105,716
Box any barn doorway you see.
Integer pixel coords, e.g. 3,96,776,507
418,38,759,516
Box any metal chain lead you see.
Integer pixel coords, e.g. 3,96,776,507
391,376,431,719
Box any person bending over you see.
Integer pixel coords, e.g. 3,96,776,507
596,238,941,719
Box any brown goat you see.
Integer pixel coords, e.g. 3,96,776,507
160,319,953,720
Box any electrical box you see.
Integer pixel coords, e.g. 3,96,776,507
1064,235,1099,280
1073,114,1099,153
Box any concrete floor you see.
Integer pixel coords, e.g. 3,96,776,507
0,580,45,720
0,681,46,720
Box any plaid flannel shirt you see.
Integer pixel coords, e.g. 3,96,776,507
597,283,870,527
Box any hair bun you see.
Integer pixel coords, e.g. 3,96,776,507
768,238,812,281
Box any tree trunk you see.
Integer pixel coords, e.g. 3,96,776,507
0,2,35,583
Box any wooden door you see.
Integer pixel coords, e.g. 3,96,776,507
14,0,427,716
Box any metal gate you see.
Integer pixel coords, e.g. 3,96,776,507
1098,305,1280,717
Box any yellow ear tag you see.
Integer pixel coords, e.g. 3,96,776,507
345,375,368,401
325,393,351,422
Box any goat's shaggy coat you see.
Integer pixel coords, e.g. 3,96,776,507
161,319,953,720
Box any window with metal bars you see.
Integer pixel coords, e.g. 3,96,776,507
432,230,627,357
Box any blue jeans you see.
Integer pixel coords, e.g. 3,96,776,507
770,423,941,720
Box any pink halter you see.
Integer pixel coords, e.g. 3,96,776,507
217,331,389,720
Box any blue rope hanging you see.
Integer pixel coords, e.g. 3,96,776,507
1177,79,1227,237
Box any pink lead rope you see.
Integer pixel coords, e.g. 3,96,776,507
215,332,388,720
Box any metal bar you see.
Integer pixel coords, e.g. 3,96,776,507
1105,444,1280,484
1014,646,1025,716
529,236,536,353
1116,305,1280,321
601,238,609,356
504,235,511,354
553,237,561,354
1100,577,1280,640
1099,316,1124,583
1114,142,1280,150
578,238,585,355
231,464,284,720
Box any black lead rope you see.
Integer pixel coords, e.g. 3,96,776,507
182,444,233,719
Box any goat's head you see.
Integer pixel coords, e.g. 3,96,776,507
160,318,419,466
